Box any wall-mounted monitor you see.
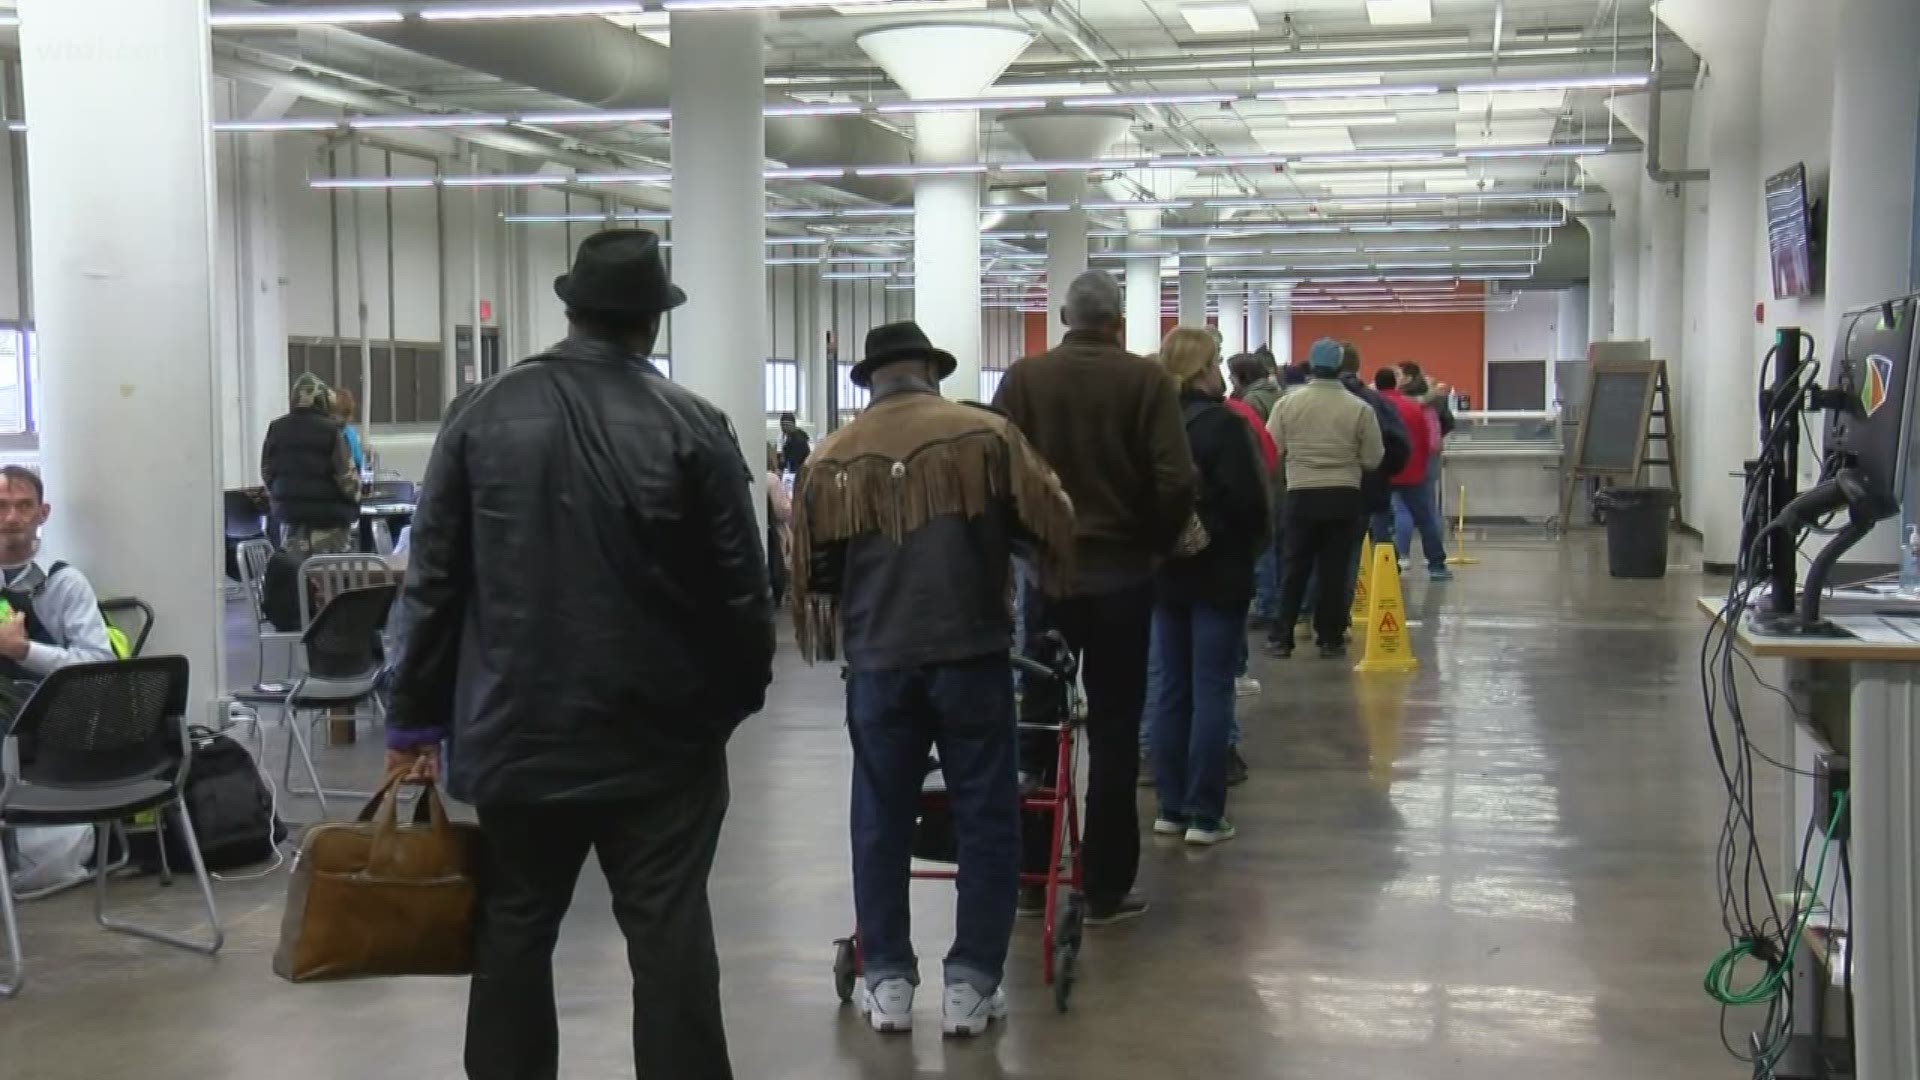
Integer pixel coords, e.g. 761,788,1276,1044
1765,163,1822,299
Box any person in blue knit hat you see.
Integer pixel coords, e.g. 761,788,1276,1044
1263,338,1386,658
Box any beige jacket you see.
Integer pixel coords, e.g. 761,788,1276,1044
1265,377,1385,492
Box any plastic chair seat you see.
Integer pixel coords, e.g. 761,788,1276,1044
3,776,174,826
235,673,379,709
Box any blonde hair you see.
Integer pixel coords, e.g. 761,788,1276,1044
332,387,357,422
1156,327,1220,388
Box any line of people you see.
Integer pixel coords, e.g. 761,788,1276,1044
377,230,1456,1078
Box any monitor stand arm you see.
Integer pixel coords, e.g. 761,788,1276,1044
1758,470,1901,634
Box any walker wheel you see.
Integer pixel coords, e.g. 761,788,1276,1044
1053,897,1084,1013
832,937,860,1005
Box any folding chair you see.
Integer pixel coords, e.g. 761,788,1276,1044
235,538,298,686
97,597,154,658
0,657,223,998
298,554,395,631
236,584,398,817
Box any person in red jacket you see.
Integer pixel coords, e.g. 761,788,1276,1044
1373,367,1451,580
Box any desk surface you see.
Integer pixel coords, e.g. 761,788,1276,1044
1697,596,1920,662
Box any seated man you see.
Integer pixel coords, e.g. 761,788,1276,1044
0,466,115,713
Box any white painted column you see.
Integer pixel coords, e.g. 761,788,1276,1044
1644,177,1685,362
912,114,986,396
19,0,225,712
236,133,288,487
1247,290,1270,351
1043,175,1088,345
1585,215,1612,346
1697,44,1765,563
1178,238,1208,326
1271,288,1294,366
1005,112,1128,345
1217,290,1245,356
671,10,767,512
1611,176,1642,340
1825,0,1920,312
1124,208,1162,355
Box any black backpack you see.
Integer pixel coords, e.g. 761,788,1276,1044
130,727,286,873
261,547,306,632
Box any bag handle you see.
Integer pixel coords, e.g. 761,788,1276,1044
353,771,435,827
359,770,452,873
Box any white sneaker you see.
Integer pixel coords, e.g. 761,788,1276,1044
1397,558,1410,572
858,977,915,1033
1152,815,1185,836
942,982,1008,1037
1185,819,1238,846
1235,676,1262,697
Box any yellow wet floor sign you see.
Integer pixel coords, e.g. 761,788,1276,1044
1349,535,1373,626
1355,541,1418,674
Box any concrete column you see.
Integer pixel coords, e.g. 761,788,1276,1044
1825,0,1920,312
861,25,1030,399
1178,238,1208,326
1585,215,1612,346
1005,112,1129,345
1124,207,1162,355
1608,90,1692,365
236,133,288,488
1247,291,1270,351
1611,175,1641,340
20,0,225,713
1271,287,1294,366
1217,291,1245,356
671,10,767,505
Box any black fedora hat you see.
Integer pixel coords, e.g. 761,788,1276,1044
553,229,686,315
851,321,958,388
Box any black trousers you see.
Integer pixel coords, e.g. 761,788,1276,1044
1035,581,1154,911
467,759,732,1080
1276,488,1363,649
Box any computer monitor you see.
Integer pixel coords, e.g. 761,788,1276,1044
1764,293,1917,631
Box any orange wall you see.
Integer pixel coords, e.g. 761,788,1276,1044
1290,311,1485,405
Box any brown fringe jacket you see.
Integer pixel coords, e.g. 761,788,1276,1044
789,391,1074,663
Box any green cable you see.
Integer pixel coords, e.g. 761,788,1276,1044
1704,790,1849,1007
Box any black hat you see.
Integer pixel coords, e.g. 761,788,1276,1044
553,229,686,315
851,321,957,388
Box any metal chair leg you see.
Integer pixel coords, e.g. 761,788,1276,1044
0,837,23,998
93,805,222,956
279,706,376,811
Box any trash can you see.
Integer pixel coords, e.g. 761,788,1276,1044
1596,487,1677,578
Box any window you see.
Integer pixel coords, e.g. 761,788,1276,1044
0,324,37,437
765,358,800,416
650,355,672,381
834,362,871,419
290,336,446,424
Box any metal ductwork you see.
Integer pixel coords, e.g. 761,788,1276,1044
350,17,916,202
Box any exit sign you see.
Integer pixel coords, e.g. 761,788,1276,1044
479,300,494,322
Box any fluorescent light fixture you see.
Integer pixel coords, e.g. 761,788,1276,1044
1269,73,1382,89
826,255,910,264
1258,84,1438,102
854,163,987,177
1461,272,1534,280
820,271,899,280
517,108,672,124
504,212,667,223
1458,242,1545,251
1295,149,1450,165
1062,91,1236,107
998,158,1145,173
833,0,989,12
1080,200,1191,211
209,7,404,27
1456,74,1651,94
420,2,646,18
878,98,1046,115
442,174,564,187
1090,250,1177,259
215,118,343,132
1179,2,1259,34
1460,143,1607,158
571,172,673,184
1364,0,1431,26
1286,114,1400,127
885,283,917,290
350,114,508,129
1153,154,1288,169
838,207,917,218
765,237,832,246
767,208,831,219
1364,244,1451,253
762,102,864,118
766,166,849,180
764,257,824,266
313,177,437,190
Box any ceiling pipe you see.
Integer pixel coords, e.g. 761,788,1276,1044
1642,19,1707,183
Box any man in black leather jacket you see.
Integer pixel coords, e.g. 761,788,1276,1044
385,230,773,1080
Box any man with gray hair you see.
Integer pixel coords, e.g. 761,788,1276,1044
993,269,1195,925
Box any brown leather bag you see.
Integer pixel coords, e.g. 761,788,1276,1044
272,774,483,982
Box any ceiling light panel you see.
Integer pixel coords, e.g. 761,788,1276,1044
208,6,404,26
1455,89,1568,116
1454,118,1558,147
419,2,646,18
1180,2,1259,34
1365,0,1432,26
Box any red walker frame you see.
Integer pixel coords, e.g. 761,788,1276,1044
832,651,1087,1013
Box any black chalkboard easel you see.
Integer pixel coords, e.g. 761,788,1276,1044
1560,358,1681,528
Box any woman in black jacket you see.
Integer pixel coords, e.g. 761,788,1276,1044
1145,328,1271,846
260,373,359,554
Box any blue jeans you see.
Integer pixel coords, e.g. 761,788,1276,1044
1393,481,1448,570
1146,598,1239,828
847,653,1020,995
1250,542,1278,620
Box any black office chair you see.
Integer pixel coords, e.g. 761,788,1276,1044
224,491,267,580
97,597,154,658
235,584,398,816
363,480,416,506
0,657,223,999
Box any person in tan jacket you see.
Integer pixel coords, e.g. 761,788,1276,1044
1265,337,1384,658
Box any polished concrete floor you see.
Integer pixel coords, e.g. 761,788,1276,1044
0,536,1765,1078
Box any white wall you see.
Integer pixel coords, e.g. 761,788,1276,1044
1483,289,1563,361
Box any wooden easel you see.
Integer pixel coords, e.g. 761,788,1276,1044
1560,358,1683,528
